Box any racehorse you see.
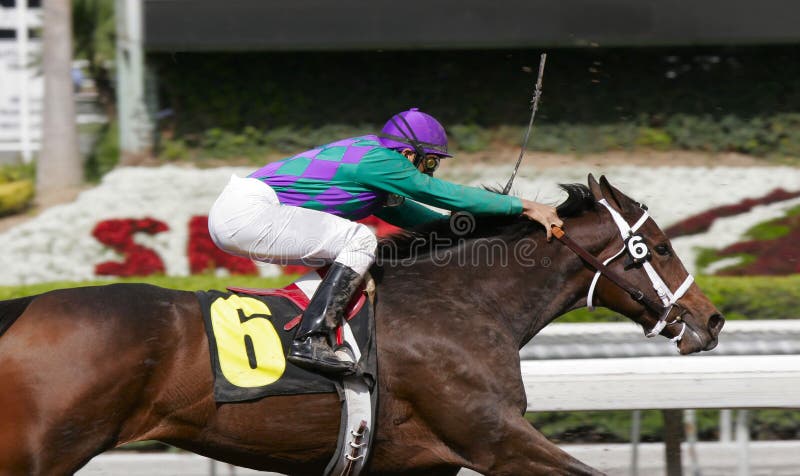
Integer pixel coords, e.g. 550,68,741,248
0,175,723,475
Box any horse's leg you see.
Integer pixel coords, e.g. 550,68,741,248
0,288,188,475
417,369,602,476
0,316,119,475
371,307,602,476
401,378,601,476
476,411,602,476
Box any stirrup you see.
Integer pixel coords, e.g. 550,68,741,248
288,336,356,376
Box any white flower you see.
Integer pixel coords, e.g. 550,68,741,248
0,164,797,285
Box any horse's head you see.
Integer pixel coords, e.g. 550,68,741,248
583,174,724,354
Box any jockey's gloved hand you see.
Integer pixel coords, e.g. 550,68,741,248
521,199,563,241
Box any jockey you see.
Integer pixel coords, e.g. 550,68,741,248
208,108,563,376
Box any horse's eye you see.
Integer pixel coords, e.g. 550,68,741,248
654,243,671,256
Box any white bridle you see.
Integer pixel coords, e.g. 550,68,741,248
587,199,694,343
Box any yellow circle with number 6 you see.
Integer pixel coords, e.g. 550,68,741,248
210,295,285,387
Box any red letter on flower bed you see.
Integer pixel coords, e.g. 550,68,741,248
93,218,169,277
187,216,257,275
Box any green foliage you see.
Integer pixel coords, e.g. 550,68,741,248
72,0,115,69
560,275,800,322
0,162,35,184
695,247,724,270
3,275,796,321
84,121,120,181
160,124,374,161
160,137,190,161
527,409,800,443
745,221,791,240
449,124,492,152
698,275,800,320
0,180,35,216
636,127,673,150
694,248,758,276
0,163,35,216
151,46,800,161
0,274,294,301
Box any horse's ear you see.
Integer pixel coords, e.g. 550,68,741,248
598,175,633,212
587,174,603,201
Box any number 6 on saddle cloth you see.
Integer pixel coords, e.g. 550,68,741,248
195,271,377,402
196,270,379,476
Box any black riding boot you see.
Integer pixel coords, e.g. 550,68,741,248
287,262,363,375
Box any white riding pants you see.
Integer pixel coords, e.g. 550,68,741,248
208,175,377,275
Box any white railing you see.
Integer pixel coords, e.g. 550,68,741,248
522,354,800,412
520,321,800,476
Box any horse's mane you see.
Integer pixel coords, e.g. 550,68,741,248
376,183,595,261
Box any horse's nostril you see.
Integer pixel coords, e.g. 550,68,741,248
707,314,725,338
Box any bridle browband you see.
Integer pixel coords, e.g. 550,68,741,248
552,200,694,342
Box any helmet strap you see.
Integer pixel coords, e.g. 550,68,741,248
388,115,426,168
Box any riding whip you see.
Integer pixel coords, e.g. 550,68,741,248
502,53,547,195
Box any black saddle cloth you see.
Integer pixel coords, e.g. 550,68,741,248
195,289,375,403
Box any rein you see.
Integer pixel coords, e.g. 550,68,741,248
551,227,663,313
552,201,694,342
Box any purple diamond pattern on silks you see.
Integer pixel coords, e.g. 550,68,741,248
355,191,381,203
301,159,340,181
275,190,314,207
294,148,323,159
249,161,282,179
341,144,372,164
326,138,359,148
347,199,385,220
313,186,355,207
263,174,300,188
325,208,347,216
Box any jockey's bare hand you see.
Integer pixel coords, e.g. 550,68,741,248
521,199,563,241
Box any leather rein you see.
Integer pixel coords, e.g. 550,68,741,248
551,200,694,341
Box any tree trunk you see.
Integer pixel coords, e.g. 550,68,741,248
38,0,82,200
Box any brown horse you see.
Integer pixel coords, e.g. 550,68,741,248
0,176,723,476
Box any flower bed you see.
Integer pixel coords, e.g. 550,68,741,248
0,164,797,285
664,189,800,238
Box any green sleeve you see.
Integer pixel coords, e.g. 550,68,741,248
356,149,524,215
374,199,448,229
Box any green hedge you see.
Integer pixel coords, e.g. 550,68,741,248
0,180,34,217
0,163,36,216
0,275,293,301
152,46,800,160
560,275,800,322
2,275,798,320
528,409,800,443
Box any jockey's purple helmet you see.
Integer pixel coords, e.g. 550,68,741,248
378,108,452,157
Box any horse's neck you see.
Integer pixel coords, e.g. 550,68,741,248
510,212,616,348
376,211,615,349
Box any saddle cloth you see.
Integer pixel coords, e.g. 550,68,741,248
195,271,376,403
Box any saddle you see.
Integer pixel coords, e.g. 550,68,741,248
196,268,377,476
227,267,370,346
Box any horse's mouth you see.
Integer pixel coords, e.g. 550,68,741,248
676,327,718,354
703,338,719,351
669,311,724,354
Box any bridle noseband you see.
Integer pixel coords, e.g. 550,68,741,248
553,199,694,343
